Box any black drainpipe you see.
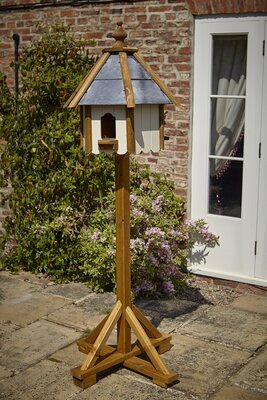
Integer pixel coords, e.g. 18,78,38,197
12,33,20,95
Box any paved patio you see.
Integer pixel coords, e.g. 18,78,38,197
0,270,266,400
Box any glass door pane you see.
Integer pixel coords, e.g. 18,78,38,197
208,35,247,218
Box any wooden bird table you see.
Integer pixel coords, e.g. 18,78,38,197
71,154,179,389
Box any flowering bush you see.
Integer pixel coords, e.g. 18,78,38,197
77,163,219,297
130,173,218,297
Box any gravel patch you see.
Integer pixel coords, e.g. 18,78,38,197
178,277,241,306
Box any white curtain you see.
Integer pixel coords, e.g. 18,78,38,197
210,37,247,177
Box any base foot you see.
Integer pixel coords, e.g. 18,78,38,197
73,374,97,389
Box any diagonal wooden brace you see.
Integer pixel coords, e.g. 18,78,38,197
125,306,169,375
132,304,162,339
81,300,122,371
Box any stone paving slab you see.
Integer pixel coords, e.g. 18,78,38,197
0,359,82,400
230,344,267,393
209,384,267,400
45,303,106,332
0,365,12,381
232,294,267,315
49,342,86,367
157,305,210,334
178,305,267,351
44,282,93,301
0,272,37,301
70,372,192,400
0,319,81,370
0,292,72,327
78,291,116,314
160,333,250,399
0,320,21,338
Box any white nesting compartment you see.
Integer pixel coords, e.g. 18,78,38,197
134,105,160,154
91,105,127,154
81,104,161,155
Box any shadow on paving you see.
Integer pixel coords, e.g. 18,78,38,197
134,285,209,328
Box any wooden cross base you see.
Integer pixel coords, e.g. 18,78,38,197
71,300,179,389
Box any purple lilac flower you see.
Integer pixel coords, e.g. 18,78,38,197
130,238,145,251
145,227,165,238
91,231,100,241
152,195,164,212
134,280,155,296
161,280,175,295
131,208,144,219
159,242,172,258
148,254,160,267
166,265,178,276
169,229,188,241
184,219,196,227
130,194,138,204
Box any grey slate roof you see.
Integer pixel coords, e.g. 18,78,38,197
78,54,171,106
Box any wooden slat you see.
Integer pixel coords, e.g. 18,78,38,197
132,304,162,339
72,351,125,381
124,356,178,388
84,106,92,154
79,107,84,148
77,341,115,356
81,300,122,371
126,306,169,375
65,52,110,108
159,104,165,150
126,107,135,153
119,52,135,108
133,52,181,107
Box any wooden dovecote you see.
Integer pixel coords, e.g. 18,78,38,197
65,22,180,155
65,22,179,391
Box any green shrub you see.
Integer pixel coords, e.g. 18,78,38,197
78,165,219,297
0,25,219,297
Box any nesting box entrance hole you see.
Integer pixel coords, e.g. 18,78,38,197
99,113,118,152
101,113,116,139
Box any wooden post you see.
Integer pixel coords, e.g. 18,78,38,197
70,152,179,389
115,154,132,354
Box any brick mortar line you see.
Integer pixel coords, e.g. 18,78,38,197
0,0,146,12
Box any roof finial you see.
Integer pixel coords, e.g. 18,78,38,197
112,21,127,50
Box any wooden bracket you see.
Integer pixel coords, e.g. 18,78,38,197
98,139,118,152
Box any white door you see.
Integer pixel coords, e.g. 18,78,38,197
190,17,267,287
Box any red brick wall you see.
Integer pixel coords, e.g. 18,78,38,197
187,0,267,15
0,0,266,210
0,0,193,199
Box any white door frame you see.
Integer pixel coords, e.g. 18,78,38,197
190,16,267,287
